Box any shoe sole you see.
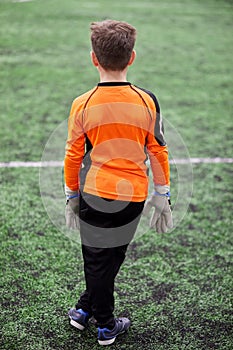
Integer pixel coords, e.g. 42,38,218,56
69,318,85,331
98,328,128,346
98,337,116,346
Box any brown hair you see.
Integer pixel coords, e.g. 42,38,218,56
90,20,137,71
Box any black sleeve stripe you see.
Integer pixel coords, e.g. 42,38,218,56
154,111,166,146
135,86,166,146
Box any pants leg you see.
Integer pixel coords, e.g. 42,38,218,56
75,290,91,315
76,244,128,326
81,244,128,328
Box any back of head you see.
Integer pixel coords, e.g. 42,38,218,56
90,20,137,71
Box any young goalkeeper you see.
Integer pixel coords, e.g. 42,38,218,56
64,19,172,346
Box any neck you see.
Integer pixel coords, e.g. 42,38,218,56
98,67,128,82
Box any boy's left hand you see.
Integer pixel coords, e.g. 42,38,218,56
143,193,173,233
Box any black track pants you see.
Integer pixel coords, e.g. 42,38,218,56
76,193,144,328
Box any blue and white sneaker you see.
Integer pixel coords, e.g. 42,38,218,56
68,308,90,331
98,317,131,346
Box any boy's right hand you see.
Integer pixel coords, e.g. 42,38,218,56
65,196,80,230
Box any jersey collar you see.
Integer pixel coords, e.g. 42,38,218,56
97,82,131,86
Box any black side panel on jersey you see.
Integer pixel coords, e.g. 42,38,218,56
80,134,93,192
135,86,167,146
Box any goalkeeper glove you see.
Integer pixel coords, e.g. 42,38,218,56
65,185,80,230
143,185,173,233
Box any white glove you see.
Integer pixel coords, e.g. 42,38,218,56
65,185,80,230
143,186,173,233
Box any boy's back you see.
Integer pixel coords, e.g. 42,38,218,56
65,82,169,202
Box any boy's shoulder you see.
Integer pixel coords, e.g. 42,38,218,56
72,86,98,108
131,85,160,113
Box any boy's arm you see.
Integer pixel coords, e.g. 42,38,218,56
146,110,170,190
143,111,173,233
64,101,85,193
64,101,85,229
137,86,170,191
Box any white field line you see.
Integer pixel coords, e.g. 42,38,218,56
0,161,63,168
169,157,233,164
0,158,233,168
13,0,34,3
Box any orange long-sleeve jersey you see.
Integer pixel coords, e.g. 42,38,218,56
64,82,170,202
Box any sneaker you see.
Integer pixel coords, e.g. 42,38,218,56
68,308,90,331
98,317,131,346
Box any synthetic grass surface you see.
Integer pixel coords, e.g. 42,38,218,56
0,165,232,349
0,0,233,349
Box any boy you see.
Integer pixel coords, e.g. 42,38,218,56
64,20,172,346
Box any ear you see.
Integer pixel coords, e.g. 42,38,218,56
90,51,99,67
128,50,136,66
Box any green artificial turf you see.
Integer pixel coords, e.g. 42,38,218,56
0,164,232,349
0,0,232,349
